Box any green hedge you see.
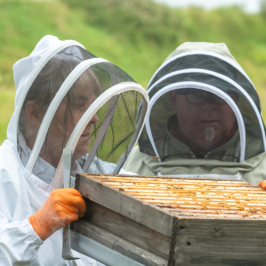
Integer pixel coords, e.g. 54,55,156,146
1,0,266,143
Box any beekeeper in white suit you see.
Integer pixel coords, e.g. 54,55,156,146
0,35,148,265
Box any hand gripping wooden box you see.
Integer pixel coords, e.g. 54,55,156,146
73,173,266,266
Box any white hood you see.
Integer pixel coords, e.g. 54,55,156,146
8,35,85,145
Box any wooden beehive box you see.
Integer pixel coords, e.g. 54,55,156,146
73,173,266,266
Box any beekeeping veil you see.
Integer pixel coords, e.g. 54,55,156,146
138,42,265,166
10,35,148,189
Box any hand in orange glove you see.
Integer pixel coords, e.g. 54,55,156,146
258,181,266,189
29,188,86,241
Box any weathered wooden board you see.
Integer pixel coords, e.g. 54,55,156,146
73,201,169,266
75,173,174,236
168,218,266,266
74,173,266,266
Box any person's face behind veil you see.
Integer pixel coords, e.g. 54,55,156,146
47,78,99,165
25,69,100,168
169,89,236,154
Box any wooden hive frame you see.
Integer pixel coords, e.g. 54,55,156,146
73,173,266,266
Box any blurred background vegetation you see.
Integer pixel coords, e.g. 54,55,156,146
1,0,266,143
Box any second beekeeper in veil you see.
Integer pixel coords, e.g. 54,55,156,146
123,42,266,185
0,35,148,265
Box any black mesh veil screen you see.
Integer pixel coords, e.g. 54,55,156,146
139,73,265,162
18,46,96,169
79,90,147,175
148,54,261,112
17,43,146,184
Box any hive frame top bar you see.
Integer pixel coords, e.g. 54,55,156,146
78,173,266,221
84,172,251,183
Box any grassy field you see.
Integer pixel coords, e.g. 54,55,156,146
1,0,266,143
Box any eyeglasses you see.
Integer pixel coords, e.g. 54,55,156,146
176,89,237,105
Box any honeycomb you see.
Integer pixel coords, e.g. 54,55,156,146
85,174,266,219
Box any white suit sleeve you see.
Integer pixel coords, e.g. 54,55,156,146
0,216,43,265
119,168,138,175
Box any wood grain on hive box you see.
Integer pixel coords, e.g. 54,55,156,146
73,173,266,266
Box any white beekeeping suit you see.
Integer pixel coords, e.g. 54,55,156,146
0,35,148,265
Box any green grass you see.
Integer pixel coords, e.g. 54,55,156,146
0,89,15,141
1,0,266,144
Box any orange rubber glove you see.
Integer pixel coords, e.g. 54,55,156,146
29,188,86,241
258,181,266,189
